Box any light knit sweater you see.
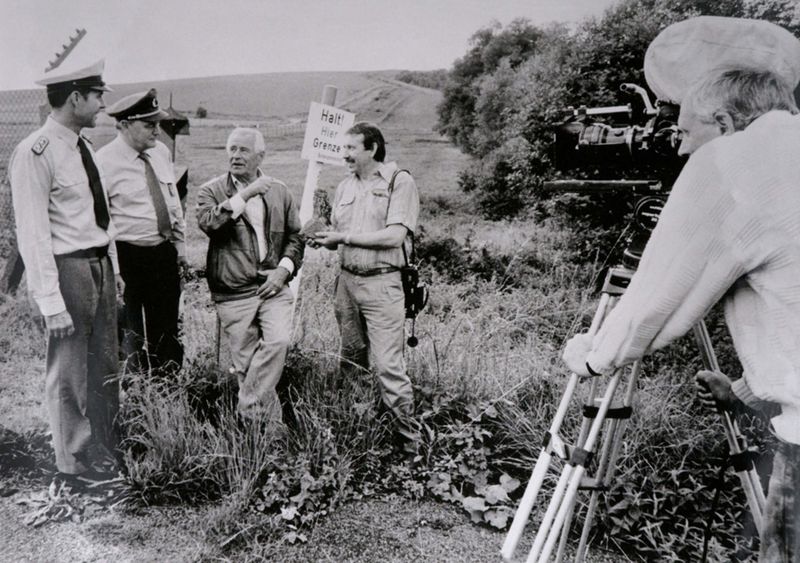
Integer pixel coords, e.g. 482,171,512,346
586,110,800,444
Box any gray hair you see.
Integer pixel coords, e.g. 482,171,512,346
684,67,798,131
226,127,266,154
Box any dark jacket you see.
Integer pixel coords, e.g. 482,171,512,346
196,171,304,302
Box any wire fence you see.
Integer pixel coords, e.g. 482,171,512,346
0,88,45,293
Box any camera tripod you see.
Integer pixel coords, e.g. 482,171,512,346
501,266,766,563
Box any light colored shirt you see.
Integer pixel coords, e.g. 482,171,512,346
226,170,294,274
9,116,117,316
332,161,419,271
586,110,800,444
97,137,185,257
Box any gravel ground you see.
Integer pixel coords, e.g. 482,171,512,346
0,491,510,563
0,496,207,562
269,496,505,562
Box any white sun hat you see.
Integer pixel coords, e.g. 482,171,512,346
644,16,800,104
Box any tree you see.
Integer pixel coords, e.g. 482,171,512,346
436,19,543,156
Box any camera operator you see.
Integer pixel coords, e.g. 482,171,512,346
562,63,800,560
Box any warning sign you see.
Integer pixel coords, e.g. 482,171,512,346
300,102,356,166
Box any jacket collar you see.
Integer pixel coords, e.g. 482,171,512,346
225,168,264,197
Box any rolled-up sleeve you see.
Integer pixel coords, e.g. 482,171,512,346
386,172,419,233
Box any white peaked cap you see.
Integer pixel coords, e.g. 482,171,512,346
36,58,111,91
644,16,800,103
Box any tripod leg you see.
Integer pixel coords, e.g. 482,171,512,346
538,372,623,562
502,374,580,561
574,419,618,562
527,465,576,563
576,359,641,561
555,499,576,563
692,322,766,534
555,376,608,562
503,293,616,561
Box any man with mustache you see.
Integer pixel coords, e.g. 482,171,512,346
97,89,186,377
313,122,420,445
197,127,303,424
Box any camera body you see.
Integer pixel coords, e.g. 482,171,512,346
553,83,684,179
546,84,688,269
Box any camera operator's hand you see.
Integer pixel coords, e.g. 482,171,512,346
562,333,594,377
257,266,290,300
694,370,736,412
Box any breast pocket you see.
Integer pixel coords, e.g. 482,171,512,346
366,188,390,226
335,188,356,229
53,160,91,205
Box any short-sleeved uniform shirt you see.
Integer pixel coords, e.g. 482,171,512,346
331,161,419,272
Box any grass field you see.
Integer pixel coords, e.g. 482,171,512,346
0,72,766,562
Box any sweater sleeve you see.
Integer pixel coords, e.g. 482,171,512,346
586,144,749,372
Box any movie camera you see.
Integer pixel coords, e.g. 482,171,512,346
546,83,687,268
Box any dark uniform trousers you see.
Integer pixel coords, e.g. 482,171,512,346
117,240,183,375
48,251,119,474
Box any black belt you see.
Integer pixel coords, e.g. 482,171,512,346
57,245,108,259
341,265,399,277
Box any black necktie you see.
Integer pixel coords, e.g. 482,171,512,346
76,137,110,229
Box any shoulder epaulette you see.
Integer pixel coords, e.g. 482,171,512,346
31,136,49,155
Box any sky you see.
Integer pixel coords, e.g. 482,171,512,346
1,0,620,91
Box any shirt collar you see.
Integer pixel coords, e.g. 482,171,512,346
114,134,147,162
44,115,80,146
230,168,264,190
376,161,399,183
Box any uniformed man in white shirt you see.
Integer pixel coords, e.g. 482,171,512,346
9,60,120,487
97,89,185,376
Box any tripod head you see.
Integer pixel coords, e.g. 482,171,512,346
543,179,669,270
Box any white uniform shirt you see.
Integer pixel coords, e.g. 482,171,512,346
9,116,117,316
97,137,185,257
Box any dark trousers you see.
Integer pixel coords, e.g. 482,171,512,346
117,241,183,375
48,253,119,473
